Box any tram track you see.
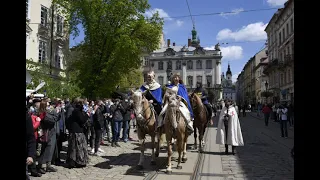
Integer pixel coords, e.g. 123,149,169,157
143,125,210,180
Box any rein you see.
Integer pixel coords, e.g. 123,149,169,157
135,101,154,128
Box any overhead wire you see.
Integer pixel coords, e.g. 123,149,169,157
160,7,278,19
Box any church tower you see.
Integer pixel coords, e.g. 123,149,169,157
226,63,232,81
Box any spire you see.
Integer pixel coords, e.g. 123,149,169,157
226,62,232,76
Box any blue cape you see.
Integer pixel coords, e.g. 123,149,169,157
166,84,194,118
140,85,163,105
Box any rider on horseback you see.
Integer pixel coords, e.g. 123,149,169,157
193,82,213,122
164,73,194,133
139,71,163,122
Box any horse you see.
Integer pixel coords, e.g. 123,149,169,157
131,90,161,170
163,89,188,174
189,92,208,152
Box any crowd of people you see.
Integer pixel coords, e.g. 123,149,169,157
25,96,135,179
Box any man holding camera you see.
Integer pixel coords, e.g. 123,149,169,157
110,98,126,147
216,99,244,155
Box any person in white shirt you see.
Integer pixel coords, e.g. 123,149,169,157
277,105,288,138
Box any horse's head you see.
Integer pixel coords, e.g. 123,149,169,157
189,92,202,109
131,90,149,121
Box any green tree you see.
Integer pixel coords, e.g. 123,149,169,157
26,59,83,99
118,68,143,90
54,0,164,98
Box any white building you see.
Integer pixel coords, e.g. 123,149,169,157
221,64,236,101
26,0,69,78
142,28,224,100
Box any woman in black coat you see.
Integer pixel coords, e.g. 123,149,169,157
26,112,36,180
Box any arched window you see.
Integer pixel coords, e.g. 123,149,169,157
196,60,202,69
187,60,193,70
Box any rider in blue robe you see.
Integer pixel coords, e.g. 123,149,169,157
193,82,213,122
165,73,194,133
139,71,162,116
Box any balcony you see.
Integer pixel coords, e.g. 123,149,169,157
263,58,279,74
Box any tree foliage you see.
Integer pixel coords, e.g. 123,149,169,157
26,59,83,99
53,0,164,98
118,68,143,91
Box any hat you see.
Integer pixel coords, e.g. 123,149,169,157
33,98,41,104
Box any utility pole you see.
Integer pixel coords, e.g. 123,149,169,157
49,3,55,75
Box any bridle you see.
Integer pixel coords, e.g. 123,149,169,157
133,96,154,128
190,93,205,115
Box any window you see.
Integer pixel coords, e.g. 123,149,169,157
167,61,172,69
55,47,61,68
143,74,147,82
26,0,29,18
287,46,290,55
26,33,28,55
38,40,47,63
286,23,289,36
196,60,202,69
280,73,284,85
206,60,212,69
144,57,149,66
187,76,193,87
41,5,48,27
57,15,64,35
291,43,294,55
206,76,212,87
284,72,287,84
279,32,281,45
158,61,163,70
187,60,193,70
290,18,294,33
158,76,164,85
282,28,285,41
176,60,181,70
196,76,202,83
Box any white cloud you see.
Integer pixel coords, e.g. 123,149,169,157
204,46,243,60
216,22,268,42
145,8,184,28
219,8,244,19
266,0,287,7
176,20,184,27
145,8,172,20
232,71,241,82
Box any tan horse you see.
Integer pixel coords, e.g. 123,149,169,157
131,90,161,170
163,89,188,174
189,92,208,152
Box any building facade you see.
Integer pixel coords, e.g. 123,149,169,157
143,28,224,101
253,47,268,103
264,0,294,104
221,64,236,101
26,0,69,78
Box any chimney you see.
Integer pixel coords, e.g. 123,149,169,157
167,39,170,47
173,42,176,46
188,39,191,47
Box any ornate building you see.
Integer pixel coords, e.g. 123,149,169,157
142,27,224,101
222,64,236,101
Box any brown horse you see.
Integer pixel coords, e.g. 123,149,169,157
131,90,161,169
163,89,188,174
189,92,208,152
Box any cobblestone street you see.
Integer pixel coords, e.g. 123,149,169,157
33,127,166,180
218,112,294,180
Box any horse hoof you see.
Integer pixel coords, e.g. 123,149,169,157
177,165,182,169
199,149,204,153
182,157,188,163
151,161,156,165
155,152,159,157
137,165,144,170
166,170,172,174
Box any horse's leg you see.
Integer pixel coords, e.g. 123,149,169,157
193,125,198,150
199,126,204,153
166,134,173,174
176,132,183,170
155,129,161,158
137,131,145,170
182,133,188,163
151,133,156,165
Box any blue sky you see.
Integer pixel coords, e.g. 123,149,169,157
70,0,287,82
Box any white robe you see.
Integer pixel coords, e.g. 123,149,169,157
216,106,244,146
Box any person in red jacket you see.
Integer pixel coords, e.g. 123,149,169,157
262,104,272,126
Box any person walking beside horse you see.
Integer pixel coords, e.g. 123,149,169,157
216,99,244,155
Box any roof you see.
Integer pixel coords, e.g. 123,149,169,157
264,8,283,31
153,46,196,53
